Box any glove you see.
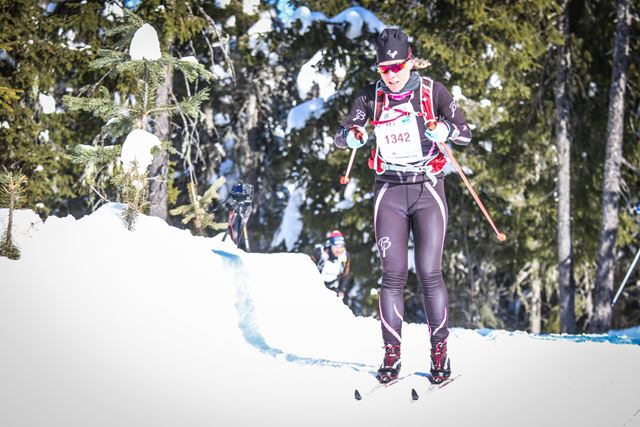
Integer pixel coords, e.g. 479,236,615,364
424,121,452,144
345,126,368,149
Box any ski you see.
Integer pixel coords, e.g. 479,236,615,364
428,373,461,391
354,372,414,401
410,373,461,400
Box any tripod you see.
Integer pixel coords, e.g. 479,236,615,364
223,201,252,251
222,182,254,251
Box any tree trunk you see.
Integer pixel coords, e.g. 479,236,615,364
148,64,173,220
554,0,576,333
591,0,630,332
529,260,542,334
5,180,15,248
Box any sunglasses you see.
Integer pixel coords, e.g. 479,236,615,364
377,57,411,74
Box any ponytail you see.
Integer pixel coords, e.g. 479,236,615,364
412,57,431,69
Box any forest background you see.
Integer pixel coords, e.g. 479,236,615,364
1,0,638,335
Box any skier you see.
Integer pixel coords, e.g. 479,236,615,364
312,230,351,300
333,29,472,384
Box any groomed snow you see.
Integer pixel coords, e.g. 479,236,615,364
0,206,638,427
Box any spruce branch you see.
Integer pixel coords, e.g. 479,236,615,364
0,86,23,113
63,87,120,120
68,144,119,165
90,49,129,71
172,58,215,83
104,8,145,50
173,88,210,119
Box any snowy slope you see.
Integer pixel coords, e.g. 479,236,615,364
0,206,639,427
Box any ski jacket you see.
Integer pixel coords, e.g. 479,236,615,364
334,73,472,184
312,245,351,291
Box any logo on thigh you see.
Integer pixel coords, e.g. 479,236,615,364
378,236,391,258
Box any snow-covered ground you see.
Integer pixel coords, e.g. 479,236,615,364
1,206,639,427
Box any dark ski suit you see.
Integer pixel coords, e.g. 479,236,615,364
334,72,472,346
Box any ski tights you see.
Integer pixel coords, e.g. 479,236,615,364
374,179,449,346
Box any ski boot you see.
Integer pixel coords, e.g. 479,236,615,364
376,343,401,384
430,341,451,384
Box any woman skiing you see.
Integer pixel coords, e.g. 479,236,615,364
333,28,472,384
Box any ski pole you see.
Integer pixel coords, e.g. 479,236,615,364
340,148,358,185
437,140,507,242
612,246,640,306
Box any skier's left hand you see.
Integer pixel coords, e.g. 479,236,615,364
424,121,452,144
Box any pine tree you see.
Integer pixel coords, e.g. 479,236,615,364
0,0,111,217
554,0,576,334
591,0,632,332
63,11,213,230
0,167,28,260
169,176,227,235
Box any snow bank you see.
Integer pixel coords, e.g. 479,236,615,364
0,207,638,427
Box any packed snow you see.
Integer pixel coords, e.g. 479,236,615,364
120,128,161,174
270,182,305,251
296,50,338,101
286,98,326,132
38,93,56,114
287,6,385,39
0,206,639,427
129,23,161,61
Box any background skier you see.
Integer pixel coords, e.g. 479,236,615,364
312,230,351,301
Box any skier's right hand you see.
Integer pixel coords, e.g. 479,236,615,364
345,126,367,149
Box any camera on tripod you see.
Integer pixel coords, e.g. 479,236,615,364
230,182,253,207
224,181,254,251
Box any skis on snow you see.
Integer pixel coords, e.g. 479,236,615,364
354,372,414,400
354,372,461,401
410,373,461,401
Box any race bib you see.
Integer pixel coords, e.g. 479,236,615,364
374,101,423,163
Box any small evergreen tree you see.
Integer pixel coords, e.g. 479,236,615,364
0,168,28,260
170,176,227,236
63,11,213,230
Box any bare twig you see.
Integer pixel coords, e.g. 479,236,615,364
195,3,236,82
